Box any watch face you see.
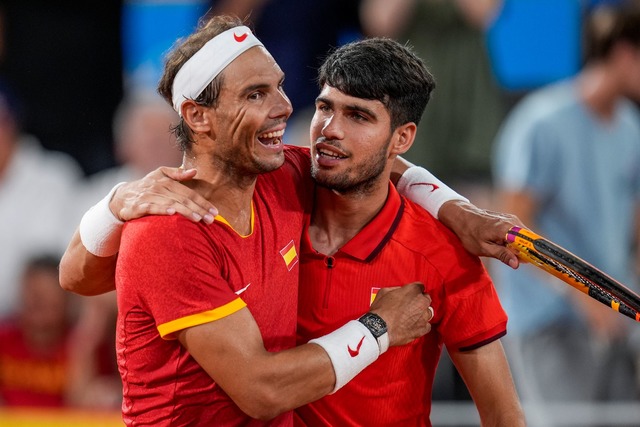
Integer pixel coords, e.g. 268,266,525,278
360,313,387,338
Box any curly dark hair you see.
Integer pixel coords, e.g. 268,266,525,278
317,37,436,131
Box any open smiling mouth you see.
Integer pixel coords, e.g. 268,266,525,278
257,129,285,146
317,147,347,159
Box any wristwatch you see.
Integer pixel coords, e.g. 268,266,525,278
358,312,389,353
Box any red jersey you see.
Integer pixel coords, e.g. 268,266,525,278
115,147,312,426
295,184,507,427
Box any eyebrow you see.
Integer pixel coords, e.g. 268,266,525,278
315,96,378,119
241,83,270,95
240,74,285,96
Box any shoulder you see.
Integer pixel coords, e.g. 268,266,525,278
500,80,579,136
122,214,213,251
619,100,640,131
395,199,487,274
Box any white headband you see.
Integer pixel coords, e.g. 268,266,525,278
171,26,263,115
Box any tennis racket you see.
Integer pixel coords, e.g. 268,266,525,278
506,226,640,322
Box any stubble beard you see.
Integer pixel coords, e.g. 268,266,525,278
311,142,389,196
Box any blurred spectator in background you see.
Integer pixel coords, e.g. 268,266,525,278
492,1,640,425
0,79,83,320
360,0,508,206
65,292,122,410
65,92,180,410
77,92,181,208
0,254,75,407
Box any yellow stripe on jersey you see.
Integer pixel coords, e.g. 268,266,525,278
158,297,247,339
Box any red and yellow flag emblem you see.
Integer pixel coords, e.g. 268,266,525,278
280,240,299,271
370,287,381,305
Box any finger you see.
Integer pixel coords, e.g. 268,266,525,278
411,281,425,293
157,198,216,223
497,247,520,269
122,194,217,224
482,243,520,270
422,293,432,306
156,181,219,220
374,286,400,298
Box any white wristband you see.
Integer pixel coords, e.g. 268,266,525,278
376,331,390,354
79,183,126,257
309,320,381,393
396,166,469,219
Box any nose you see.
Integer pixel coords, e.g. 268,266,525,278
321,114,344,141
271,89,293,120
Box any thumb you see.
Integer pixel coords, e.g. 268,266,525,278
493,246,520,269
160,166,197,181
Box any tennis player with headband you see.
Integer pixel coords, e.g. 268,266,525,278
62,15,435,426
60,14,524,426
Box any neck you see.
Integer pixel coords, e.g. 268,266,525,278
309,178,390,255
578,64,621,122
183,155,258,235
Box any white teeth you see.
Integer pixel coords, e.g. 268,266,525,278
258,129,285,139
318,148,345,159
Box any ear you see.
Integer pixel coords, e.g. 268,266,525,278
181,100,213,135
389,122,417,156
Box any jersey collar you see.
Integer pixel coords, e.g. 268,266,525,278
339,182,404,262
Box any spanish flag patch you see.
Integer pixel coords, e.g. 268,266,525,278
370,287,381,306
280,240,299,271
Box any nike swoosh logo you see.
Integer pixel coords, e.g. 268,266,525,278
235,283,251,295
347,336,366,357
410,182,439,193
234,32,248,42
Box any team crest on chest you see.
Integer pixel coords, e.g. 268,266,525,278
279,240,299,271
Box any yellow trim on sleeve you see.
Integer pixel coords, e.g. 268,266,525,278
158,297,247,339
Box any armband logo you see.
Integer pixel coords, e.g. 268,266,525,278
234,32,248,42
347,335,366,357
410,182,439,193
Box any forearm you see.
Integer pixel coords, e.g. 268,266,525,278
59,229,117,295
238,343,336,419
181,309,388,420
59,183,126,295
